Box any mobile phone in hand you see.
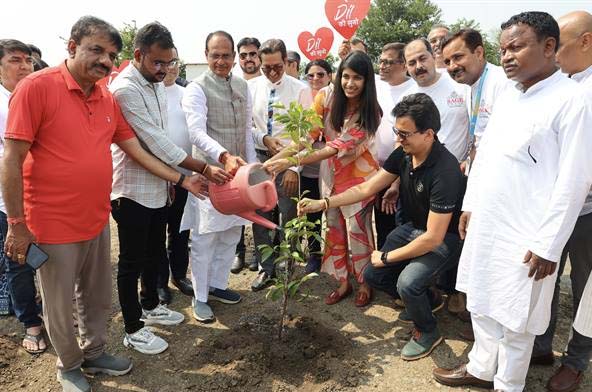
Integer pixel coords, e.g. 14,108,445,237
25,243,49,269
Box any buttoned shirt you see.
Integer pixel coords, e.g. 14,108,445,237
571,64,592,216
0,83,11,213
109,64,187,208
249,73,313,149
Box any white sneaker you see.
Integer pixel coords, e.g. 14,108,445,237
123,327,168,355
140,304,185,326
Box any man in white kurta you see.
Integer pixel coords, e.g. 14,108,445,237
433,12,592,392
180,32,256,322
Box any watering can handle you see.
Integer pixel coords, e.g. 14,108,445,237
261,181,278,211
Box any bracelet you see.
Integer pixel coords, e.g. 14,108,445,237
200,163,209,175
175,173,186,187
323,197,331,211
7,216,26,225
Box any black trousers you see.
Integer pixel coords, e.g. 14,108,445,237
373,187,398,250
112,197,167,334
157,185,190,287
300,175,322,256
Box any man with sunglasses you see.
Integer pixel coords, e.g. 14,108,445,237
248,38,313,291
299,93,464,361
109,22,231,355
237,37,261,81
373,42,416,250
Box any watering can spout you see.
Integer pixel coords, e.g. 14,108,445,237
237,211,278,230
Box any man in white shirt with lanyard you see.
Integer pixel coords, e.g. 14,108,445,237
433,12,592,392
373,42,416,250
402,38,470,163
248,38,312,291
530,10,592,392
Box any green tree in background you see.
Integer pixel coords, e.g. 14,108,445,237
447,17,501,65
356,0,443,60
117,20,137,66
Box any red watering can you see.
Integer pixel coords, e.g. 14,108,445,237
209,163,278,230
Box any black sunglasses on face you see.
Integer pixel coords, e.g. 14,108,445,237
239,51,258,60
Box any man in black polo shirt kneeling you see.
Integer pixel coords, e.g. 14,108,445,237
298,93,464,361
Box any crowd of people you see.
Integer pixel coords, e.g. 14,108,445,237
0,8,591,392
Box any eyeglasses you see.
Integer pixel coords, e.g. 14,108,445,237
207,53,233,61
306,71,328,80
378,59,403,67
239,51,258,60
262,63,284,74
392,127,423,139
149,59,178,70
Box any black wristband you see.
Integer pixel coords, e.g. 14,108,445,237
176,173,186,187
381,251,389,265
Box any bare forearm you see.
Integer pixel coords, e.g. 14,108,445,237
384,233,443,263
1,156,25,218
296,146,336,166
269,141,303,161
178,155,207,173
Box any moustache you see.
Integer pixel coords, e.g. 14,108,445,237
451,67,464,78
415,68,427,76
94,64,111,74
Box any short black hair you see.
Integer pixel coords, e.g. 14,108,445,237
259,38,287,60
501,11,560,52
382,42,406,63
393,93,441,134
33,57,49,71
70,16,122,52
287,50,300,68
237,37,261,52
28,44,41,58
304,59,333,75
406,38,433,56
205,31,234,52
134,22,174,52
0,39,32,61
441,28,484,53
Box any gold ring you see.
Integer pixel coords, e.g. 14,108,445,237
17,254,25,260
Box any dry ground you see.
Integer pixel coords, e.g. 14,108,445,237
0,221,589,392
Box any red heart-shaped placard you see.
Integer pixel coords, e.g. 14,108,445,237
325,0,371,39
298,28,334,61
97,60,130,88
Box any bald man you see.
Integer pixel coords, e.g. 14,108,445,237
530,10,592,392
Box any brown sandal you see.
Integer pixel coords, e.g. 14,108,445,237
22,332,47,355
325,285,352,305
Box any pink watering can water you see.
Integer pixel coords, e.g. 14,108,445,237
209,163,278,230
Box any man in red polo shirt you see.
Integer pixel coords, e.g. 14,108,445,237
1,16,207,392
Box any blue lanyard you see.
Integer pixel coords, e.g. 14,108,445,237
469,65,489,136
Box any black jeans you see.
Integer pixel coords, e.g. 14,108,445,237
364,222,460,332
373,188,398,250
0,211,42,327
300,176,322,257
235,226,246,258
111,198,167,334
157,185,190,287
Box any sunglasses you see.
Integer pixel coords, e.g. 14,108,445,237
392,127,424,139
306,72,328,80
262,63,284,73
239,51,258,60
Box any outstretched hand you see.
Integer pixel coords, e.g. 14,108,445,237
297,198,324,216
263,158,291,175
182,174,209,200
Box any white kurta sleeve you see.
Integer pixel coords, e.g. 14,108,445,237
182,83,228,162
529,95,592,262
245,87,257,163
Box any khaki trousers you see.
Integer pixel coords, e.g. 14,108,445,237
37,225,111,370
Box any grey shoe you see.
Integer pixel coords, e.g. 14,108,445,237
57,368,91,392
192,299,215,323
81,352,133,376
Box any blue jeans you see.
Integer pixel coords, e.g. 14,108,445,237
364,222,460,333
0,211,42,328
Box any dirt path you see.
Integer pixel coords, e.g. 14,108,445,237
0,222,589,392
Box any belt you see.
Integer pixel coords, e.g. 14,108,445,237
255,148,273,158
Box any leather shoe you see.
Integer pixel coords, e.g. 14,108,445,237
157,286,172,305
547,365,582,392
247,260,259,271
325,285,352,305
354,289,372,307
433,364,494,389
459,324,474,341
251,271,273,292
230,255,245,274
171,277,194,297
530,351,555,366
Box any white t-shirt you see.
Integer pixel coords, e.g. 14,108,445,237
373,78,416,165
0,84,10,213
165,83,192,175
468,63,512,144
404,73,470,161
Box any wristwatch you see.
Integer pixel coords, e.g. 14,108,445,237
380,251,389,265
